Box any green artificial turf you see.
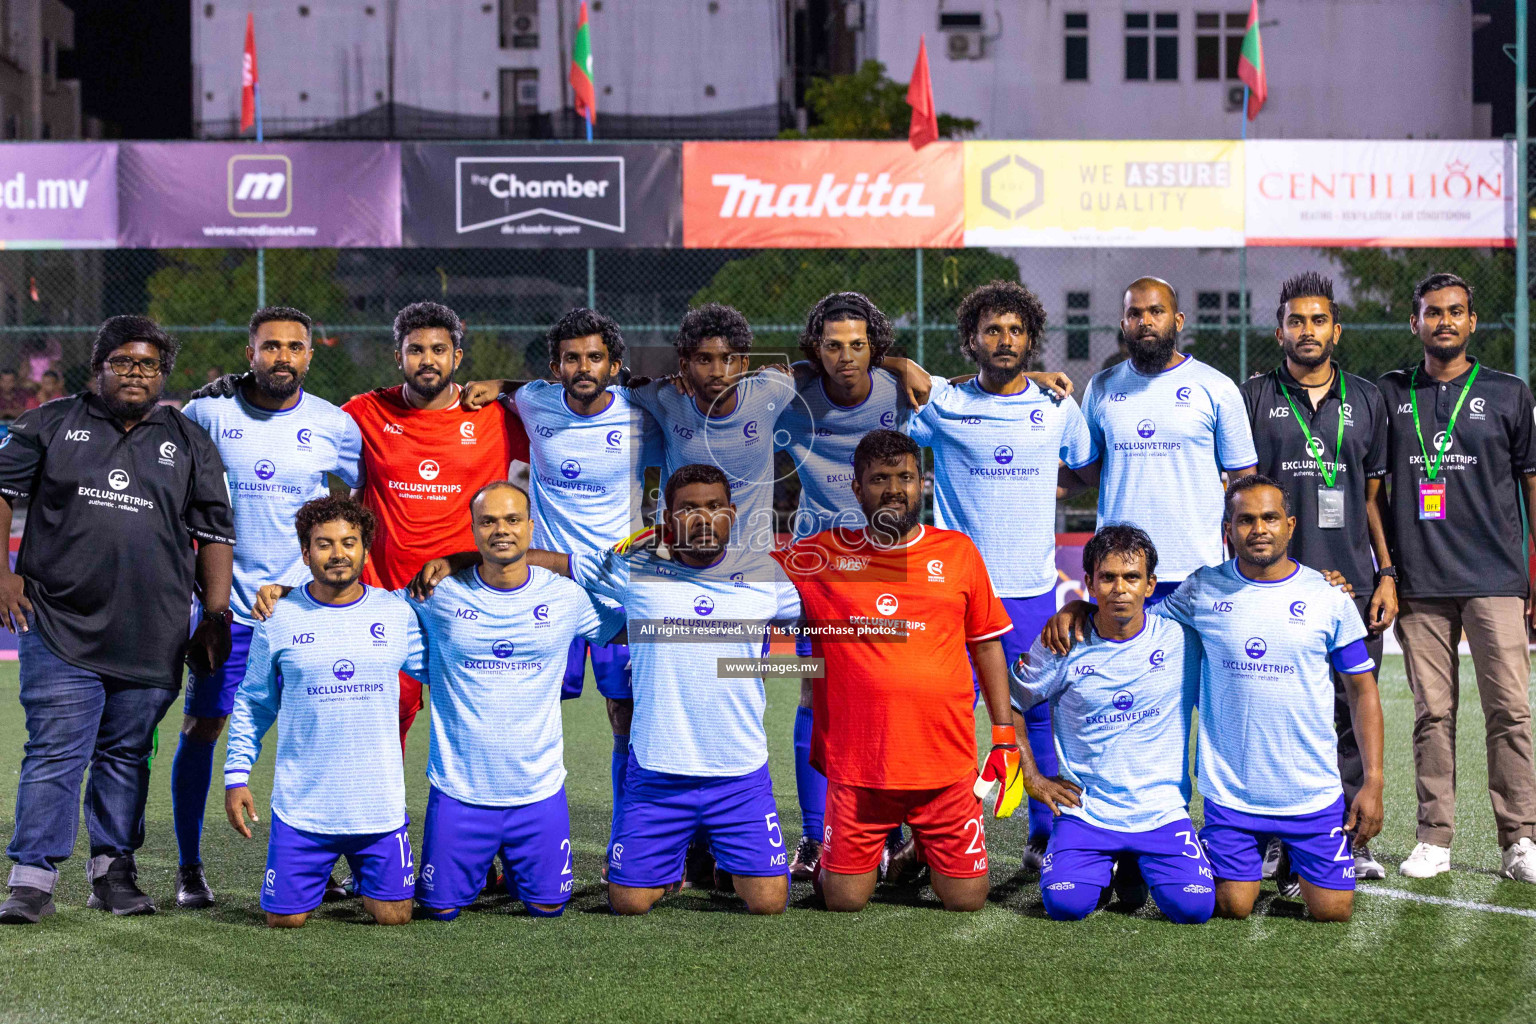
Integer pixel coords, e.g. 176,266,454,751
1,657,1534,1024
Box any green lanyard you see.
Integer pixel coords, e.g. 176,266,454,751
1410,361,1481,481
1280,370,1346,489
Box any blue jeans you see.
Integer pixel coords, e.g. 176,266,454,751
6,631,177,892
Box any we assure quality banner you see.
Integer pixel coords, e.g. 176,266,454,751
962,140,1246,247
401,142,682,247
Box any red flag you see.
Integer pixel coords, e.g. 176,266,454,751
240,12,259,134
906,36,938,150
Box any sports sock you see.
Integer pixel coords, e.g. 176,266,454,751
793,706,826,841
1023,701,1058,841
610,733,629,837
170,734,216,867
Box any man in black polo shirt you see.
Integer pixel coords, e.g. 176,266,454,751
1378,272,1536,885
1242,272,1397,883
0,316,236,924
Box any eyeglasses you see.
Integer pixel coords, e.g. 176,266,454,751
104,356,164,378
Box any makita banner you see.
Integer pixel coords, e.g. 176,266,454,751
0,143,117,248
1245,139,1514,246
117,142,401,248
402,142,681,247
682,141,964,248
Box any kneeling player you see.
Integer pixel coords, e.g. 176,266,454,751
223,497,425,928
409,482,623,919
1011,525,1211,924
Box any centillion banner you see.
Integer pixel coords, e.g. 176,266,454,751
962,140,1244,247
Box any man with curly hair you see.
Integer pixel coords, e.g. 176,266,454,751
906,280,1096,872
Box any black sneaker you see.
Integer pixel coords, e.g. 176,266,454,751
882,838,928,889
86,857,155,916
175,863,214,909
1110,854,1149,912
1020,834,1050,874
789,835,823,883
0,886,54,924
323,871,357,902
683,836,716,890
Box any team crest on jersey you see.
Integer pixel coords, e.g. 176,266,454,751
1289,601,1307,623
296,427,313,449
419,459,440,481
729,572,746,587
880,411,896,428
926,559,945,582
532,604,551,627
1175,386,1192,407
875,593,899,616
1469,396,1487,421
1029,409,1045,428
369,622,387,646
606,429,623,450
459,421,477,445
157,441,177,467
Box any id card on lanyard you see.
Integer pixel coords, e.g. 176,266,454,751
1410,362,1479,521
1280,372,1347,529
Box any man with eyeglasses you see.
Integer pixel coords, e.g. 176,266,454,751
0,316,236,924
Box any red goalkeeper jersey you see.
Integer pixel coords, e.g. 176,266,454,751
344,384,529,589
775,525,1013,790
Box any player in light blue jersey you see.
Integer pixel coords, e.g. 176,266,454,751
172,306,363,909
406,482,623,919
1065,277,1258,598
223,497,424,929
529,463,802,915
1011,525,1211,924
1045,476,1385,923
909,281,1096,870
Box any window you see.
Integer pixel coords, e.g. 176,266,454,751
1226,290,1250,325
500,0,539,49
1154,13,1179,80
1066,291,1092,360
1064,12,1088,81
1196,291,1223,327
1124,13,1148,80
1197,12,1249,80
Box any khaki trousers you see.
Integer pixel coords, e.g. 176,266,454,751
1395,596,1536,848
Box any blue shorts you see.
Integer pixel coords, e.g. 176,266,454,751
262,814,415,914
417,785,573,909
996,591,1058,665
183,621,255,718
1042,816,1214,893
1199,796,1355,891
561,634,632,701
1144,581,1182,607
607,754,788,887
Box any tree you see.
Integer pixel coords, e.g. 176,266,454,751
780,60,977,140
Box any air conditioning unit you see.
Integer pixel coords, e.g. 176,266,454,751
946,30,984,60
1225,85,1246,112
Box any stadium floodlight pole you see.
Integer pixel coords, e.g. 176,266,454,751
1237,83,1250,382
1517,0,1530,385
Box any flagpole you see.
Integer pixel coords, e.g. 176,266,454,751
255,79,266,309
1237,84,1249,382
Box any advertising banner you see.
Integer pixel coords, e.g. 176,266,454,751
117,142,400,248
683,141,964,248
962,140,1245,247
401,143,681,248
1244,139,1514,246
0,143,117,248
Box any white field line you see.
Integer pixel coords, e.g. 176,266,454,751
1359,885,1536,919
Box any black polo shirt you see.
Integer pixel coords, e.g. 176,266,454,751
1241,361,1389,593
1377,358,1536,599
0,393,236,687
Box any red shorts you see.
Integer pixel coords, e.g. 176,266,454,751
822,775,988,879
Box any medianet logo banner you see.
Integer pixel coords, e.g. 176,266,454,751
401,143,682,248
682,141,964,248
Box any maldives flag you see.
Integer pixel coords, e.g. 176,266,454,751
240,12,259,134
1236,0,1266,120
570,1,595,125
906,35,938,150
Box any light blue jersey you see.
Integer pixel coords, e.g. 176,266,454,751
410,565,624,807
509,381,662,554
184,390,362,625
223,585,427,835
910,377,1094,597
1081,355,1257,582
776,370,903,539
1010,615,1200,832
1153,560,1370,816
624,372,797,550
570,544,802,777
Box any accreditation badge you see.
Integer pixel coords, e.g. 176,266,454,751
1418,480,1447,521
1316,487,1345,529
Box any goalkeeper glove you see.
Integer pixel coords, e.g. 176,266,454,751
974,724,1024,818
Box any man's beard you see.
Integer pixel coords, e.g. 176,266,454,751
1124,325,1179,374
980,348,1025,384
406,365,453,402
1240,540,1287,569
254,363,304,401
866,499,920,542
319,560,362,587
1285,338,1335,370
563,372,605,399
1425,333,1468,364
99,385,157,422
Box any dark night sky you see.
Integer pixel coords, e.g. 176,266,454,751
50,0,1534,142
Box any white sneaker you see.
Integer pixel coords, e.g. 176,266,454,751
1500,838,1536,883
1399,842,1451,878
1353,843,1387,880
